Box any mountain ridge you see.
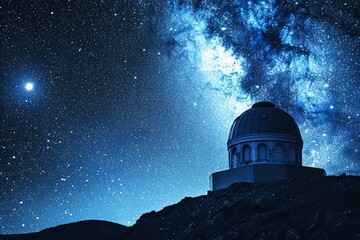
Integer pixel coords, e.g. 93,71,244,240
1,176,359,240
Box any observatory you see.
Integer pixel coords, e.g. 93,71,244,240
210,101,325,191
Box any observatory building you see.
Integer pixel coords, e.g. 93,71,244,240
210,101,325,191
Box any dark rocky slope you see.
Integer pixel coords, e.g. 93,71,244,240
1,176,359,240
0,220,128,240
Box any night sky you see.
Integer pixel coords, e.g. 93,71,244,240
1,0,359,234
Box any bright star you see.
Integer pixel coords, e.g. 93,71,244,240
25,82,34,91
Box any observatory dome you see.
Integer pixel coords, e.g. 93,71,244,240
228,101,302,142
210,101,325,191
227,102,303,168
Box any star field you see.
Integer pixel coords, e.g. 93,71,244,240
0,0,359,234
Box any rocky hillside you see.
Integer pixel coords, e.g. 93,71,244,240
1,176,359,240
0,220,128,240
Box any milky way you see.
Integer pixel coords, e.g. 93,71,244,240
0,0,359,234
143,0,360,171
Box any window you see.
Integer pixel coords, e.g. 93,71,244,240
243,145,251,163
258,144,267,161
289,145,297,163
231,148,238,168
274,144,285,162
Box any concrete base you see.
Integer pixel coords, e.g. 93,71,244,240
209,163,326,191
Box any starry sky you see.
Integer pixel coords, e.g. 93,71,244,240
0,0,359,234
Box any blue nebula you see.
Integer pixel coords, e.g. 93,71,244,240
137,0,360,173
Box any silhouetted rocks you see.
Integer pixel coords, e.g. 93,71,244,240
1,176,359,240
0,220,128,240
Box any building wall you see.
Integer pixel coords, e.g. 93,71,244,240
210,164,326,191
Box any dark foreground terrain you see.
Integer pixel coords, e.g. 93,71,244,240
1,176,359,240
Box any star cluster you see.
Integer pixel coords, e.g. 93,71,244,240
0,0,359,234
